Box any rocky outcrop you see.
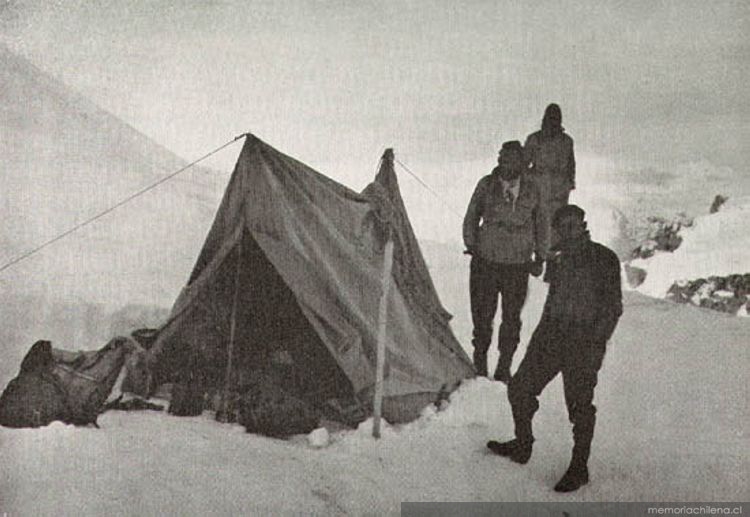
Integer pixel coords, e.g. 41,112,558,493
624,264,647,288
631,214,694,259
667,274,750,316
709,194,728,214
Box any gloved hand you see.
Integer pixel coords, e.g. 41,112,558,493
528,257,544,277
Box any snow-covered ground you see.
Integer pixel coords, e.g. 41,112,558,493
2,273,748,514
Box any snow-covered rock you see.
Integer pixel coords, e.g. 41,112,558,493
624,264,647,288
667,274,750,316
630,213,694,259
629,196,750,301
709,194,729,214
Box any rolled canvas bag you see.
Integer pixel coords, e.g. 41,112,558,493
0,337,134,428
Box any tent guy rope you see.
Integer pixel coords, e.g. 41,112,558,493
0,133,250,275
394,158,463,219
2,135,461,276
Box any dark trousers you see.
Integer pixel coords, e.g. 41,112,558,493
469,257,529,366
507,318,606,465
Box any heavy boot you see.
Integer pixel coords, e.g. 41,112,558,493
556,401,596,492
473,349,488,377
486,438,533,464
554,452,589,492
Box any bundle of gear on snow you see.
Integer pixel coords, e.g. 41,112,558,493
0,337,135,428
165,352,323,437
237,370,321,438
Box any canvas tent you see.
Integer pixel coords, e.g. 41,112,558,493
145,135,473,426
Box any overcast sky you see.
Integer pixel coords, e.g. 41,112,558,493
1,0,748,183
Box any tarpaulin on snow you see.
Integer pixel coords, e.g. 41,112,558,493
0,338,133,428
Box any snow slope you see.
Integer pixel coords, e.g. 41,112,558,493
0,44,226,308
0,46,227,385
629,196,750,299
1,248,747,514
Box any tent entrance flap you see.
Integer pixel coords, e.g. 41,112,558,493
229,231,354,405
158,231,358,414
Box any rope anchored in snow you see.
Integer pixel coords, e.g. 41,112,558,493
0,133,250,275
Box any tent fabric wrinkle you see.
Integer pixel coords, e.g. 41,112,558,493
147,135,474,425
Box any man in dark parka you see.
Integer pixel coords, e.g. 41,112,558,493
487,204,623,493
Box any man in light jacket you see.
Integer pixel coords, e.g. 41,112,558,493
463,141,543,382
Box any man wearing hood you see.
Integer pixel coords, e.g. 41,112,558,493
463,141,544,382
524,103,576,263
487,204,622,493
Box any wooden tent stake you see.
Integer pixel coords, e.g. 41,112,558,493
373,237,394,438
217,235,243,422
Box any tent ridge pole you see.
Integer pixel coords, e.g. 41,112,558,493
373,233,394,439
